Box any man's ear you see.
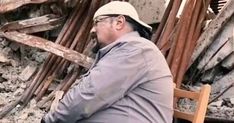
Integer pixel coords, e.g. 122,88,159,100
115,16,126,30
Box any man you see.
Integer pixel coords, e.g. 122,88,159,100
42,1,173,123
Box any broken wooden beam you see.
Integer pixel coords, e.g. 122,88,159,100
0,0,51,14
0,14,64,34
196,16,234,71
2,31,94,68
190,0,234,65
151,0,174,44
204,39,233,71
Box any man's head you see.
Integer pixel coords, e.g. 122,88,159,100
90,1,152,49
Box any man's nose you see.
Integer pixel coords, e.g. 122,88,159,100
90,27,96,34
90,27,97,39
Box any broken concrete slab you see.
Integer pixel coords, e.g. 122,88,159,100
209,100,223,107
0,53,10,63
222,53,234,70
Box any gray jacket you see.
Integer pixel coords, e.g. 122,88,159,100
43,32,173,123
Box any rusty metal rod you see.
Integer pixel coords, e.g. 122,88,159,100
19,2,83,103
175,0,202,87
157,0,182,49
151,0,174,44
169,0,195,82
33,0,89,96
36,70,73,108
188,0,212,66
35,0,94,101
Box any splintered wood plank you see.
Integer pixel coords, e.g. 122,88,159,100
204,38,233,71
0,0,49,13
211,70,234,99
0,14,64,34
190,0,234,64
2,31,94,68
196,16,234,70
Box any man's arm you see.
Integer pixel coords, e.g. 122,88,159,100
43,48,146,123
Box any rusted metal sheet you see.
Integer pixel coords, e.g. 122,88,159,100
2,31,94,68
0,0,49,13
0,14,64,34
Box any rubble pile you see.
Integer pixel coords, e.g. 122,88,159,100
0,0,233,122
0,37,48,122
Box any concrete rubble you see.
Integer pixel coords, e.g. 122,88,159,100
0,0,234,122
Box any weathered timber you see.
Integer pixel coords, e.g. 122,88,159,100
191,0,234,64
0,0,50,13
2,31,94,68
211,70,234,99
0,14,64,34
189,0,212,63
197,16,234,70
209,82,234,104
204,39,233,71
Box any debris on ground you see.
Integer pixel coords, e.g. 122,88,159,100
0,0,234,122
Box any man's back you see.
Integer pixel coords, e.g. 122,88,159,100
78,32,173,123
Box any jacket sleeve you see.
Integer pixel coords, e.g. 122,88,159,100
43,48,147,123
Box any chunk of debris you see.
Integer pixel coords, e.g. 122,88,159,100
221,51,234,70
0,53,9,63
19,64,37,81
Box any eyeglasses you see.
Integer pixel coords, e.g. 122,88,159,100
93,16,112,26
